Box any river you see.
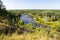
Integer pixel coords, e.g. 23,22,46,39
20,14,51,28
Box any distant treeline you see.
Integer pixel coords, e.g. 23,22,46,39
8,10,60,17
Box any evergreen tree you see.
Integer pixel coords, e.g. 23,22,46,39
0,0,8,19
0,0,5,10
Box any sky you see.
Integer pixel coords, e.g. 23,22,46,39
1,0,60,10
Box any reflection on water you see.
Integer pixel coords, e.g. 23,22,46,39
20,14,34,24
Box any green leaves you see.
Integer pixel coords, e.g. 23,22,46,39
23,23,34,30
17,20,24,27
54,25,60,32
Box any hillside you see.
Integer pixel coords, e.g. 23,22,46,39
0,10,60,40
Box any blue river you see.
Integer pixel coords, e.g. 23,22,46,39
20,14,34,24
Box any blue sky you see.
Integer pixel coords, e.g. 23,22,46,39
1,0,60,9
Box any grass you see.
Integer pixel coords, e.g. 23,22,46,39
0,27,60,40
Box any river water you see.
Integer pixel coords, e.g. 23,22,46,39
20,14,34,24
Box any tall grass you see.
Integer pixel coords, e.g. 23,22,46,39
0,27,60,40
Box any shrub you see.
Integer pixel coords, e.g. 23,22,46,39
23,23,34,31
17,20,24,27
53,25,60,32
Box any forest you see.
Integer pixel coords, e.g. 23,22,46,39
0,9,60,40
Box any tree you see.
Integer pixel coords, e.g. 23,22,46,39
0,0,5,10
0,0,8,18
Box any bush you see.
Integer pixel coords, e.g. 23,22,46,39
23,23,34,31
17,20,24,27
53,25,60,32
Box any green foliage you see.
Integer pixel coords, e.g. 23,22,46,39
23,23,34,30
1,0,60,40
1,10,60,40
53,25,60,32
17,20,24,27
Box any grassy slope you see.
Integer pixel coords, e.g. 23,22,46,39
0,10,60,40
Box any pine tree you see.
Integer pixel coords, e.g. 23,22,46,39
0,0,8,18
0,0,5,10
